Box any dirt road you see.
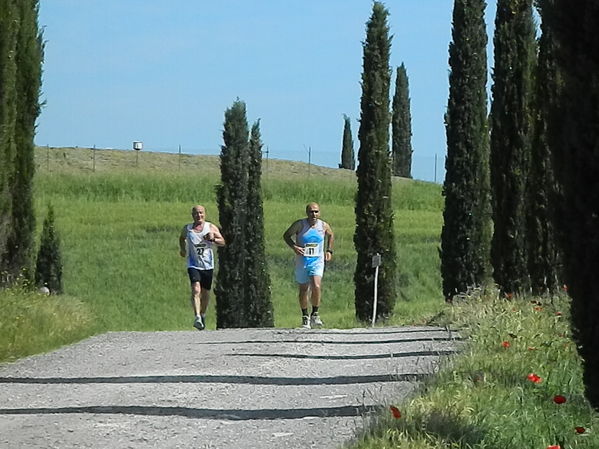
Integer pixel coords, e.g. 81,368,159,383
0,326,458,448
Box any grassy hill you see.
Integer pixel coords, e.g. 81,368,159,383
2,145,444,361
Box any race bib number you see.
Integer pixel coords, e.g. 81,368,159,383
194,242,207,257
304,243,319,257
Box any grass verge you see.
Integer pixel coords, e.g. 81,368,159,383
0,285,94,363
350,290,599,448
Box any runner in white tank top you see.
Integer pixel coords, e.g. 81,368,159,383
179,205,225,330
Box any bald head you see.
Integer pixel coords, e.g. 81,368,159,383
191,205,207,225
305,202,320,223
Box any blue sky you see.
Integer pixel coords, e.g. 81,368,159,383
36,1,497,182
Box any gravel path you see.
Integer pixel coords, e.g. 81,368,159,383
0,326,459,449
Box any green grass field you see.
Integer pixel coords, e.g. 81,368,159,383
6,146,444,350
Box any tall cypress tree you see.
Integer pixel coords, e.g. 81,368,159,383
391,63,413,178
551,0,599,411
489,0,536,295
339,114,355,170
441,0,491,301
4,0,43,281
215,100,249,328
354,2,397,322
0,0,19,283
35,205,63,294
244,120,274,327
526,0,562,295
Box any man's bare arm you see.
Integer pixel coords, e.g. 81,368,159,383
283,220,304,255
324,222,334,261
179,226,188,257
208,224,226,246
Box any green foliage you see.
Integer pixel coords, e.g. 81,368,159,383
351,291,599,449
35,204,63,294
441,0,491,301
4,0,43,279
489,0,537,295
527,0,563,296
339,114,355,170
551,0,599,411
391,63,413,178
354,2,397,322
0,285,93,363
244,120,274,327
215,100,249,328
0,0,19,281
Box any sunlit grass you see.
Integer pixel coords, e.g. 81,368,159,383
0,285,94,362
2,146,443,360
351,290,599,448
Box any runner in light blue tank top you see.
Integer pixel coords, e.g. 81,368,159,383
283,202,335,329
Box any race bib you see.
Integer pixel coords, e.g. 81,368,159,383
194,242,207,257
304,243,320,257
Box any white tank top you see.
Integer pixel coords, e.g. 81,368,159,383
185,222,215,270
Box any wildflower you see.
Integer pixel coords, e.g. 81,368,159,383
389,405,401,419
553,395,567,404
547,445,561,449
575,426,585,434
502,341,511,349
527,373,542,383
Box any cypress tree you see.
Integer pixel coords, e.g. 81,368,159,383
34,205,63,294
441,0,491,301
215,100,249,328
244,120,274,327
391,63,413,178
0,0,19,283
551,0,599,411
339,114,355,170
3,0,43,281
354,2,397,322
489,0,536,295
526,0,562,295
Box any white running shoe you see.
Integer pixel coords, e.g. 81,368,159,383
310,313,323,328
193,316,205,331
301,315,311,329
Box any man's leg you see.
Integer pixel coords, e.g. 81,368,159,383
309,275,322,308
298,282,311,328
309,275,323,328
191,282,202,316
191,282,205,330
200,289,210,315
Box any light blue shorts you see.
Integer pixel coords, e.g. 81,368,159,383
295,258,324,284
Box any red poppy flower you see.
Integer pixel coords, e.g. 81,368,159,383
575,426,585,434
553,395,567,404
547,445,561,449
501,341,510,348
527,373,542,383
389,405,401,419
